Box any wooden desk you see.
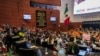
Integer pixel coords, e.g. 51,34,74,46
16,40,26,44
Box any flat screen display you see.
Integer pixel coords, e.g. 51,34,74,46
74,0,100,15
50,17,56,21
23,14,31,20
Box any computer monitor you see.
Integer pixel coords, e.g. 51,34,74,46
78,50,87,56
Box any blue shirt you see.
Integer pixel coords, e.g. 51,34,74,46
26,42,32,48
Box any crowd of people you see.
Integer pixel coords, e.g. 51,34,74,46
0,24,100,56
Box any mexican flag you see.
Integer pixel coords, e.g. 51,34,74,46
64,16,70,26
64,4,70,26
64,4,68,15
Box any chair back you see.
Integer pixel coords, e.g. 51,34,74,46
18,48,37,56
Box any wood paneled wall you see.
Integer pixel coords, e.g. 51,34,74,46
31,0,61,6
60,22,82,31
0,0,82,31
0,0,60,30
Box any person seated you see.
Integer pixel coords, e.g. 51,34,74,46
26,39,37,49
26,40,32,48
65,37,79,55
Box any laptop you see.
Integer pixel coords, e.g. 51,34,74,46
78,50,87,56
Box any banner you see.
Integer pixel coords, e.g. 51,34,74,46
36,10,46,27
